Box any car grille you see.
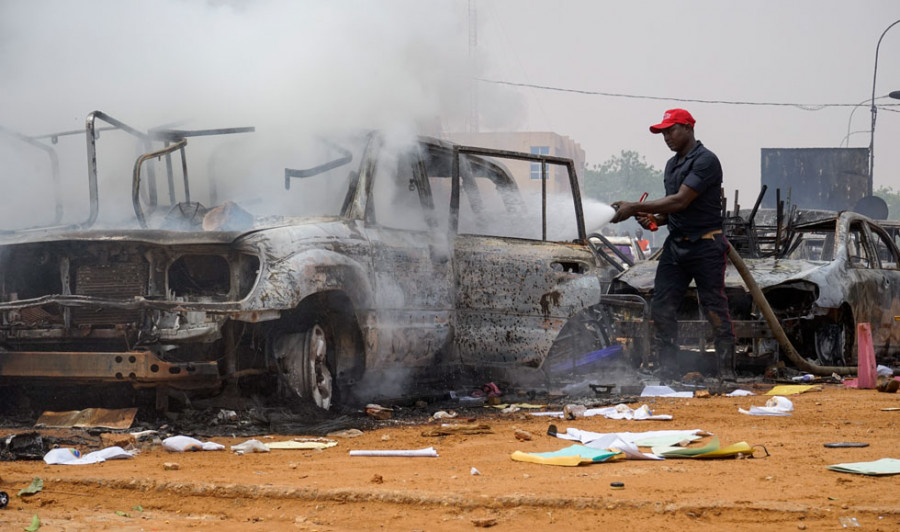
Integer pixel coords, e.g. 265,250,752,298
72,261,148,326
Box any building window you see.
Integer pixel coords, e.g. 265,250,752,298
530,146,550,180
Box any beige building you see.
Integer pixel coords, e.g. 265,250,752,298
445,131,586,196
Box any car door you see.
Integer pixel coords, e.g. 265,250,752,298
862,221,900,353
843,219,896,356
362,139,454,375
427,145,604,370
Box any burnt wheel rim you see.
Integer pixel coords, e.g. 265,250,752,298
304,324,332,410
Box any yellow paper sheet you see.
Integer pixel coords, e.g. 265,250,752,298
695,441,753,458
765,384,822,396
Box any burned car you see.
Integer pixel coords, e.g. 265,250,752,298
601,207,900,373
0,111,618,409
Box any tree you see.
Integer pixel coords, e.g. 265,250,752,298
875,186,900,220
583,150,664,204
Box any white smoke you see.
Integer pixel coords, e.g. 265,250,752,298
0,0,518,229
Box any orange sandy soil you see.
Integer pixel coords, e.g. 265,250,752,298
0,385,898,531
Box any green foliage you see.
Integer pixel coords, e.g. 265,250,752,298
583,150,664,203
875,186,900,220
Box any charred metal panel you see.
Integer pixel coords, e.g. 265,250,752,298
454,235,602,367
761,148,868,211
0,350,219,387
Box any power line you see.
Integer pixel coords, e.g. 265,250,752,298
476,78,900,111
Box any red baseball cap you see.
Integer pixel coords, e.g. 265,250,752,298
649,108,695,133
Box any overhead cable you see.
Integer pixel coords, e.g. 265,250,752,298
476,78,900,111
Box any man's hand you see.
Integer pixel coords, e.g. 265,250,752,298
635,212,659,230
610,201,635,223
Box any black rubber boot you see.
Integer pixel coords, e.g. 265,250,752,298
656,349,681,383
717,342,737,382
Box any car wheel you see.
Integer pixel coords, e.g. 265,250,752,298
813,309,854,366
274,323,334,409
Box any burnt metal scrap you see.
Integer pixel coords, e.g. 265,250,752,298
0,112,628,410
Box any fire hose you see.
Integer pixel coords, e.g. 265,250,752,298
726,245,856,376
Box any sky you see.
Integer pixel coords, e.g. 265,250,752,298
473,1,900,205
1,1,899,223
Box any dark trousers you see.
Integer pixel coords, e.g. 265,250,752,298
651,233,735,363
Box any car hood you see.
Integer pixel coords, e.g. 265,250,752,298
613,256,829,293
0,216,342,247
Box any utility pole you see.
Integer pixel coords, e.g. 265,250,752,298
467,0,479,133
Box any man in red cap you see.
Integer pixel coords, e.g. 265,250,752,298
610,109,736,382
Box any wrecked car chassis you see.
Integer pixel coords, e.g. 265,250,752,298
1,112,614,410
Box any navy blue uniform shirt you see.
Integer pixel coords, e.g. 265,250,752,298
663,140,723,238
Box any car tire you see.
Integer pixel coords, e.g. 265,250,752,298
271,295,364,410
813,308,855,367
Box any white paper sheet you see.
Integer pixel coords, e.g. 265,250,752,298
641,385,694,398
162,435,226,452
738,395,793,416
532,403,672,420
44,446,135,465
349,447,438,457
553,428,708,449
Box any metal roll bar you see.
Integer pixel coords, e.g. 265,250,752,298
133,139,188,228
86,111,152,228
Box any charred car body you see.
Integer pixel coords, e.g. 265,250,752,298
601,202,900,373
0,111,620,409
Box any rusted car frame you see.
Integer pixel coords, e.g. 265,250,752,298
0,113,618,408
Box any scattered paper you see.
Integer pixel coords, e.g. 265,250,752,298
827,458,900,476
349,447,438,457
726,389,755,396
532,403,672,421
511,444,622,466
162,435,225,452
580,434,664,460
652,437,754,459
44,446,134,465
641,385,694,398
739,395,793,416
266,439,338,450
551,428,708,449
765,385,821,395
489,403,547,409
230,439,270,454
18,477,43,496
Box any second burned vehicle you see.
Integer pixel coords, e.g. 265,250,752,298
0,112,622,409
600,205,900,375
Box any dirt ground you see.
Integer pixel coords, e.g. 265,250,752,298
0,383,898,532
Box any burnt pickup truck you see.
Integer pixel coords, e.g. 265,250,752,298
600,204,900,374
0,112,621,409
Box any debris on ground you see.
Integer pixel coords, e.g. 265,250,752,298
739,396,793,416
510,445,622,466
230,439,270,454
18,477,43,497
266,438,338,450
365,404,393,420
421,424,493,437
349,447,439,457
827,458,900,476
162,435,225,452
35,408,137,430
43,446,135,465
514,429,533,441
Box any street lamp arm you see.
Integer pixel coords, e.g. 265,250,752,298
869,19,900,193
